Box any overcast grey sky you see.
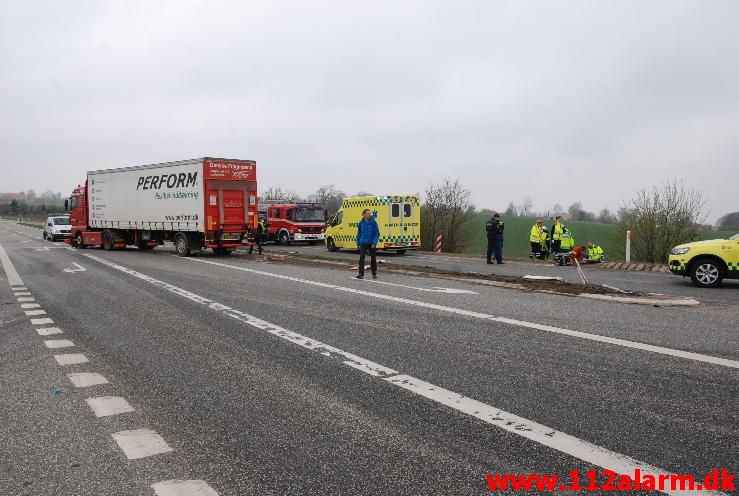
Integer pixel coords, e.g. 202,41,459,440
1,1,736,221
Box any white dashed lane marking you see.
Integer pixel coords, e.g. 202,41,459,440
0,240,184,475
54,353,89,365
81,253,727,496
67,372,109,388
86,396,135,417
152,480,220,496
44,339,74,349
112,429,173,460
36,327,62,335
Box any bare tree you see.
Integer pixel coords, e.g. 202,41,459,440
597,208,616,224
517,196,533,217
567,201,584,221
716,211,739,231
259,186,302,203
308,185,345,217
614,180,706,263
551,203,564,217
422,177,476,252
503,202,516,216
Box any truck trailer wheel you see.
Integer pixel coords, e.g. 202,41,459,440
102,230,114,251
174,233,191,257
137,242,155,251
396,249,406,255
689,257,725,287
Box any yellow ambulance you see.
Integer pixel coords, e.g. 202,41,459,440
325,195,421,254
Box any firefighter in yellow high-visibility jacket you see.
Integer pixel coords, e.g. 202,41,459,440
549,216,567,256
529,220,548,259
587,241,605,262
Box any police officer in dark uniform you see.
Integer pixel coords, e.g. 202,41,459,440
492,213,505,263
485,215,498,264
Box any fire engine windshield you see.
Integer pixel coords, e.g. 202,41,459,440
295,207,324,222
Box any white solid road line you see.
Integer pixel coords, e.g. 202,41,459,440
152,480,220,496
80,253,725,496
67,372,109,388
385,374,724,496
180,256,739,370
54,353,89,366
0,243,25,286
44,339,74,349
37,327,62,335
112,428,173,460
86,396,135,417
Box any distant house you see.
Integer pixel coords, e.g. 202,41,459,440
0,192,25,201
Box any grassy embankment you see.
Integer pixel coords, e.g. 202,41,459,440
460,214,734,261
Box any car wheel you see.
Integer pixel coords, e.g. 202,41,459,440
279,231,291,246
689,258,724,287
327,238,338,252
102,230,114,251
174,233,191,257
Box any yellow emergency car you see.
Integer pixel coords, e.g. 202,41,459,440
325,195,421,254
668,234,739,287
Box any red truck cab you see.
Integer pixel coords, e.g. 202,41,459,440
264,202,326,245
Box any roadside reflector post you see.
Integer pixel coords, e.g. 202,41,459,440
625,231,632,263
435,234,442,254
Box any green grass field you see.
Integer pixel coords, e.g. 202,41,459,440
460,214,735,261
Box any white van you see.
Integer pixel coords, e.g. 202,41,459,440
43,214,71,241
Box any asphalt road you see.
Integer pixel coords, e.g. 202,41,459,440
267,243,739,305
1,220,737,496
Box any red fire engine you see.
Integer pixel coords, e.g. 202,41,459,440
262,202,326,245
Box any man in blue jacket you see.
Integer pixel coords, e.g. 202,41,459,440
356,208,380,279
